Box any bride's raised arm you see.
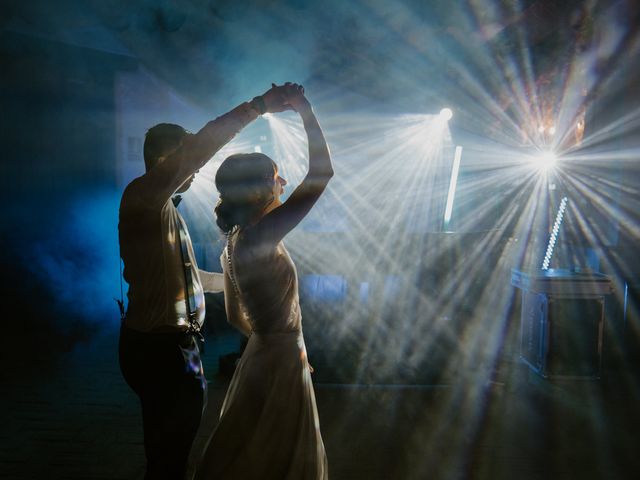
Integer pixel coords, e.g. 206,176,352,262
251,85,334,244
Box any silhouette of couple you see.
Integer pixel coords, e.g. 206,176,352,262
119,83,332,479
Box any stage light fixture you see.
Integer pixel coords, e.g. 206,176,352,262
443,145,463,229
542,197,568,270
439,108,453,121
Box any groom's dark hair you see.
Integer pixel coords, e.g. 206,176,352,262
143,123,188,172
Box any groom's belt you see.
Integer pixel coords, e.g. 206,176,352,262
121,324,196,341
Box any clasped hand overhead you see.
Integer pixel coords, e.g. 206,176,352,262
260,82,310,114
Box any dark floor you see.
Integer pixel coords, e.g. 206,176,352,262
1,329,639,480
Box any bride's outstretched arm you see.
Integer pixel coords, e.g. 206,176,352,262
198,269,224,293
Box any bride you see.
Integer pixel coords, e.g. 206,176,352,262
195,83,333,480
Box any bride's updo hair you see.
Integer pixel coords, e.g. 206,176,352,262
215,153,278,233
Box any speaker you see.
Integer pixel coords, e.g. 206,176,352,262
520,291,604,378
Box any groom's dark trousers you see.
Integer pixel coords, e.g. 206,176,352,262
120,326,205,480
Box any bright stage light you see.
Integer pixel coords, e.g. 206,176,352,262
439,108,453,121
535,150,558,171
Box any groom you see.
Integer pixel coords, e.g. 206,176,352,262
118,84,292,480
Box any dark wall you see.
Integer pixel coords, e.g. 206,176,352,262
0,30,137,367
1,30,137,198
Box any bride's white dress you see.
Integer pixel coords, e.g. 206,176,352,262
195,237,328,480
